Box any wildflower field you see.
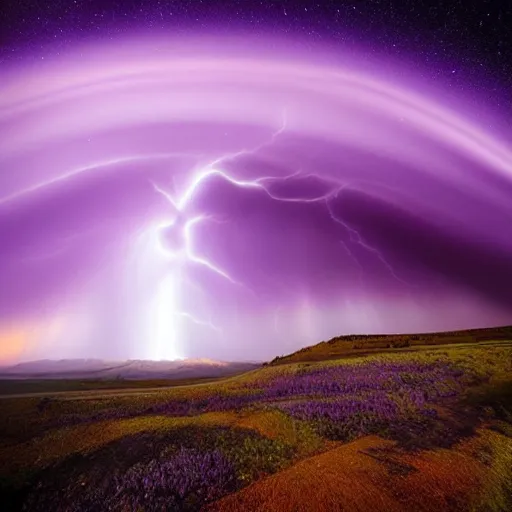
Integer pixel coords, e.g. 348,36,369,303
1,341,511,511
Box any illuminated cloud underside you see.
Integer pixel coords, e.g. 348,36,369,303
0,38,511,362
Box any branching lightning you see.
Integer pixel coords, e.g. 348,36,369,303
325,193,410,288
0,103,412,361
149,110,409,359
0,152,206,205
173,311,222,334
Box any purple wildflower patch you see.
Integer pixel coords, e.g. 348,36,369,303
55,359,472,445
245,360,468,441
112,447,237,510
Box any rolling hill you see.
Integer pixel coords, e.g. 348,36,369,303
0,358,260,380
269,325,512,365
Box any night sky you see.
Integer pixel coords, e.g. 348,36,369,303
2,1,511,104
0,1,511,363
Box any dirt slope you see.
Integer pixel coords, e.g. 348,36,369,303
207,433,493,512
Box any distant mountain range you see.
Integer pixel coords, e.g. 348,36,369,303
3,325,511,380
0,358,260,380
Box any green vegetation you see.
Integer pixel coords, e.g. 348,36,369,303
269,325,512,365
470,430,512,512
0,339,511,511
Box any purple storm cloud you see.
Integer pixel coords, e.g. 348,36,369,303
0,37,511,363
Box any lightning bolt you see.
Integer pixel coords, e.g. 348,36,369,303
202,108,288,174
149,111,410,358
0,152,206,205
3,106,410,360
150,112,290,287
325,193,410,288
148,114,290,355
183,215,239,284
173,311,222,334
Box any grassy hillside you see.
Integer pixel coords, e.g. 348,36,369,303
269,325,512,365
0,341,511,511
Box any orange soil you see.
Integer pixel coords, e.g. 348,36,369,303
207,434,487,512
